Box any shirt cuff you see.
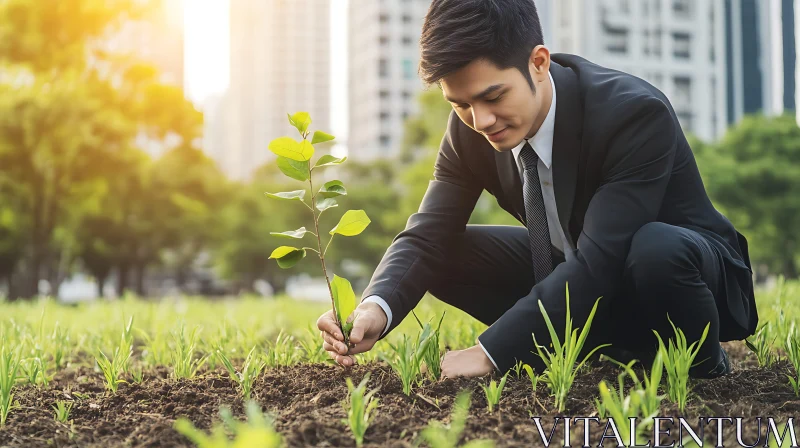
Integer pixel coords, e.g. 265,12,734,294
361,295,392,337
478,340,499,371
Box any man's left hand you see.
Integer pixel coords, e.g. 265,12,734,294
440,344,495,378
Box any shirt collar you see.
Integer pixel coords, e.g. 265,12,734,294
511,71,556,169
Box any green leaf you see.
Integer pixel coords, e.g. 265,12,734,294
330,210,371,236
313,155,347,169
318,180,347,198
311,130,335,145
268,137,314,161
277,156,310,181
315,197,338,212
268,246,306,268
288,112,311,134
331,275,357,333
264,190,305,202
270,227,310,239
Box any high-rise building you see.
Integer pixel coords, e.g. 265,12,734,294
726,0,798,125
347,0,430,161
224,0,331,180
542,0,728,141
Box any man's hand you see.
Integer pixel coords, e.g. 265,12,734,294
316,301,388,367
441,344,495,378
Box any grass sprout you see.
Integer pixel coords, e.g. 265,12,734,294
0,346,21,426
215,346,265,400
419,389,495,448
174,400,283,448
480,371,509,414
341,372,380,447
653,317,710,413
534,283,609,412
52,400,73,423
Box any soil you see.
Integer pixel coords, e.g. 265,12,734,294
1,341,798,447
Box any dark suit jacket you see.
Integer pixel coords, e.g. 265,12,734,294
361,53,759,372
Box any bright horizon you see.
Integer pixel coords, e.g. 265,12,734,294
183,0,348,141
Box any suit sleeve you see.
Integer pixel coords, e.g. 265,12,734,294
359,110,483,339
478,97,678,372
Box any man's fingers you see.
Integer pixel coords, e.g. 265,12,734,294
316,313,344,341
346,341,374,355
349,325,366,345
323,337,349,355
326,349,355,367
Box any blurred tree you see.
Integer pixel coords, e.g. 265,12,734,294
695,113,800,278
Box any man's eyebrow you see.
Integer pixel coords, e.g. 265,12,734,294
444,84,507,103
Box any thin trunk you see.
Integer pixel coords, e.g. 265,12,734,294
97,274,106,299
134,263,146,297
116,263,129,297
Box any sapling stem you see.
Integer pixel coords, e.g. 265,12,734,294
306,158,339,332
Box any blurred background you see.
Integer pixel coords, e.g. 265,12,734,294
0,0,798,302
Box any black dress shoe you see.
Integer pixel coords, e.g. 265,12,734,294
689,344,731,379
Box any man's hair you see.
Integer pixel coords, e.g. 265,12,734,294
418,0,544,93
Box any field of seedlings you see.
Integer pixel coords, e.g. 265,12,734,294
0,280,799,447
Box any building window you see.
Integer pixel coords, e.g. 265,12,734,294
676,111,694,133
674,75,692,107
379,14,389,23
618,0,630,14
604,25,628,54
379,35,389,45
379,90,389,99
379,58,389,78
402,111,409,120
402,14,412,23
380,134,391,146
673,32,691,59
402,36,412,45
673,0,691,17
380,111,390,121
401,90,411,100
402,59,414,80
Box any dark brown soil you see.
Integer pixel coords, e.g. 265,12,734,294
1,341,798,447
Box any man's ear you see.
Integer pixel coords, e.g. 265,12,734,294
529,44,551,79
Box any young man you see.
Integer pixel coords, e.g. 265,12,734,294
318,0,758,378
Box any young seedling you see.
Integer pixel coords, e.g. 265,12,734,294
745,322,778,367
266,112,371,346
419,389,495,448
174,400,283,448
96,345,130,394
299,327,330,364
653,316,710,413
215,346,265,400
342,372,380,447
379,334,433,396
599,351,667,440
784,329,800,396
265,330,302,367
522,364,540,393
481,371,509,414
533,282,609,412
412,310,446,381
171,324,209,379
52,400,74,423
0,346,21,426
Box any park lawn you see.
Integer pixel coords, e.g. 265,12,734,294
0,281,798,447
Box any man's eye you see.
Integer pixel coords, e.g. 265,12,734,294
487,96,502,103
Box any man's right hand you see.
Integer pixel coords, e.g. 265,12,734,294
317,301,388,367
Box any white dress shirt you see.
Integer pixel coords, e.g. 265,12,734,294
363,72,573,370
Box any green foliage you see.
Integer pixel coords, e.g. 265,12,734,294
174,400,283,448
413,311,446,381
380,334,434,396
171,324,208,380
480,372,509,414
266,112,371,343
342,372,380,447
745,322,779,368
533,283,610,412
419,390,495,448
653,317,710,413
694,114,800,278
52,400,74,423
0,345,20,426
215,346,265,400
784,329,800,396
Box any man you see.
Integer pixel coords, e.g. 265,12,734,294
318,0,758,379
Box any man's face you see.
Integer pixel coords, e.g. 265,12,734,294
440,46,552,152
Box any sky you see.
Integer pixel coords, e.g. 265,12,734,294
183,0,349,140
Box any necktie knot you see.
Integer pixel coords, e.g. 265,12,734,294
519,142,539,171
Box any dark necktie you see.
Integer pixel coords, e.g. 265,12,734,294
519,141,553,283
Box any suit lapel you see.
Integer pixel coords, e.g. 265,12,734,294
550,58,583,244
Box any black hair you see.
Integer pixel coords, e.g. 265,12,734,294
418,0,544,93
